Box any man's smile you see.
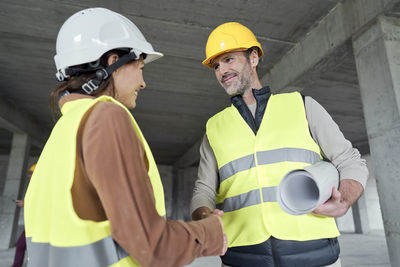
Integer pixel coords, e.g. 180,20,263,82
222,73,237,84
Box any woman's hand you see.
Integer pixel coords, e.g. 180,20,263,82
213,209,227,255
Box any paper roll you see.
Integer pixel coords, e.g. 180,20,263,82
277,161,339,215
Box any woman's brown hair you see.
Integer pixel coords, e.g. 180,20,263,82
49,73,115,117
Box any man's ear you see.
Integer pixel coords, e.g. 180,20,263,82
250,49,259,68
107,54,119,66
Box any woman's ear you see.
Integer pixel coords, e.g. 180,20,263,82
107,54,119,66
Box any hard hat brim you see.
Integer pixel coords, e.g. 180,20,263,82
143,51,163,64
202,47,252,68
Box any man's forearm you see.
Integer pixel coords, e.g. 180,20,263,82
339,178,364,210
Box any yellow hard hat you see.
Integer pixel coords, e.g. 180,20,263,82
202,22,264,68
29,164,36,172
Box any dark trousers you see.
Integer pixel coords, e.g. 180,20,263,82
12,230,26,267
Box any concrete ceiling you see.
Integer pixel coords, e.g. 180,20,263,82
0,0,398,165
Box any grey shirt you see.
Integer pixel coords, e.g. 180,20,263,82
190,96,368,213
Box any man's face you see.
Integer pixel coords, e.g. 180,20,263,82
212,51,253,96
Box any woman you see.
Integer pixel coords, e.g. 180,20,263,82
12,164,35,267
24,8,225,267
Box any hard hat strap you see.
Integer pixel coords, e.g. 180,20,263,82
75,51,138,95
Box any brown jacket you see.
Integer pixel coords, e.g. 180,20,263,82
60,94,223,267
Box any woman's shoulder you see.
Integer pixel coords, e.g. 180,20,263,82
87,100,131,127
92,101,129,117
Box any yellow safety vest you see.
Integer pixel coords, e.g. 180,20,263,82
24,96,166,267
206,92,339,248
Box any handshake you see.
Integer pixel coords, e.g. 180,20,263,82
193,207,228,256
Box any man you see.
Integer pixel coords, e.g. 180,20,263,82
191,22,368,267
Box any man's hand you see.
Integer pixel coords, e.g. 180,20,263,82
312,187,348,217
221,233,228,256
312,179,364,217
192,207,212,220
213,209,224,217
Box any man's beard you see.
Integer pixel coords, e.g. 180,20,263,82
222,63,253,96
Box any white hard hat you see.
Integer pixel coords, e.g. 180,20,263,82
54,8,163,80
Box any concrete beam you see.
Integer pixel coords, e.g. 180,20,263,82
261,0,400,93
0,98,48,148
0,0,295,70
173,137,203,169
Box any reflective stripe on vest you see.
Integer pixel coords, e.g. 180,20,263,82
219,148,321,182
216,187,278,212
26,237,128,267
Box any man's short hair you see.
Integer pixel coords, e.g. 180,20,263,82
244,47,261,71
244,47,260,59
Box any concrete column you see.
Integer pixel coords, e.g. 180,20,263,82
181,167,198,221
352,194,370,234
363,154,384,230
0,154,10,195
171,168,181,220
157,165,173,219
171,167,198,221
353,16,400,266
0,133,30,249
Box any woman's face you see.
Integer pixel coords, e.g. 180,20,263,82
111,56,146,109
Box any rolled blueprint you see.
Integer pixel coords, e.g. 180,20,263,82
277,161,339,215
